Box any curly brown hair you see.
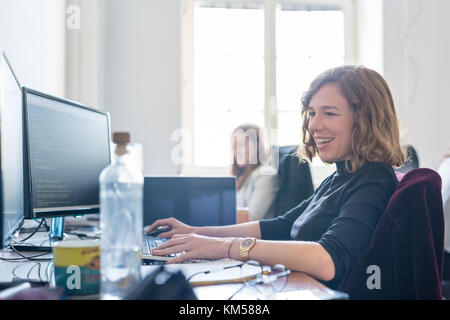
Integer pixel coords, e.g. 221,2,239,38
298,65,406,172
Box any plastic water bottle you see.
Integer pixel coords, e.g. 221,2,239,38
99,132,143,300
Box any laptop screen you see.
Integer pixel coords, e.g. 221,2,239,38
143,177,236,227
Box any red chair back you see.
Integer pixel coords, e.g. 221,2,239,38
338,168,444,299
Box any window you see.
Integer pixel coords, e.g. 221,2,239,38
193,5,265,168
181,0,355,180
276,6,346,146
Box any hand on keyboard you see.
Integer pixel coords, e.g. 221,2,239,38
151,234,235,264
141,234,182,259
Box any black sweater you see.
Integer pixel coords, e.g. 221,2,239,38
259,161,398,289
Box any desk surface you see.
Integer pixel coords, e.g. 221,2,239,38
192,269,345,300
0,218,348,300
142,260,347,300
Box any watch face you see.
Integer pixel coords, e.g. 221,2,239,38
242,239,253,248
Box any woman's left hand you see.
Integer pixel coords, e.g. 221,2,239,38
151,233,236,264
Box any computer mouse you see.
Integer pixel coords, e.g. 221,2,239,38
146,226,171,237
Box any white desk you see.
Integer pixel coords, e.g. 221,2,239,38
1,218,348,300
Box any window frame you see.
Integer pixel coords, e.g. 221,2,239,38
180,0,356,178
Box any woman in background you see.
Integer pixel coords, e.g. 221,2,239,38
231,124,279,221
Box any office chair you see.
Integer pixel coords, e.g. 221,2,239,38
338,168,445,299
272,146,314,217
395,145,419,174
442,279,450,300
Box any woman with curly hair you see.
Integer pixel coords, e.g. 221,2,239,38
148,65,406,289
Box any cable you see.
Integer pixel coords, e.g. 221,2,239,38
187,263,244,282
64,229,100,240
26,263,39,282
13,219,45,244
42,219,50,231
11,261,45,283
9,245,52,261
27,262,43,283
0,254,52,262
46,261,54,283
36,263,43,283
12,264,24,281
4,245,52,262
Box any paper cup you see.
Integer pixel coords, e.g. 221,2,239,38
237,207,250,224
53,240,100,297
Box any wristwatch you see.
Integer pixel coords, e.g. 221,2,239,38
239,237,256,260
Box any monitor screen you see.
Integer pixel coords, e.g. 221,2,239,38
23,88,111,218
0,52,24,248
143,177,236,227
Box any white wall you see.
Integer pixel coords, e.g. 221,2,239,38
356,0,383,74
67,0,450,175
0,0,66,96
102,0,182,175
65,0,105,109
383,0,450,170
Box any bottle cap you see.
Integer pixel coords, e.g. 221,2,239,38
113,132,130,145
113,132,130,155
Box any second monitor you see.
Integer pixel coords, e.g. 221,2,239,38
143,177,236,227
23,88,111,219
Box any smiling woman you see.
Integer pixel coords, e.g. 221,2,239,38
300,65,406,172
147,65,406,290
305,83,355,164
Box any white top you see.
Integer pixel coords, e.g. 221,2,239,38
438,158,450,253
236,165,279,221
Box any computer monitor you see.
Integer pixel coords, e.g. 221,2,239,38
22,87,111,220
0,51,25,249
143,177,236,227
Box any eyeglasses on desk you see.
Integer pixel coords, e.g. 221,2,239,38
186,260,291,300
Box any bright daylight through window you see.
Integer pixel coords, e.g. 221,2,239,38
190,1,347,173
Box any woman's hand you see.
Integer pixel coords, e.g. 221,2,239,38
151,233,236,264
145,217,196,239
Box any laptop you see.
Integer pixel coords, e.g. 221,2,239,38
141,176,236,264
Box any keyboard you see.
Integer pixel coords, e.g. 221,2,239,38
141,233,180,264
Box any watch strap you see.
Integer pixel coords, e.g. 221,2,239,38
239,237,256,260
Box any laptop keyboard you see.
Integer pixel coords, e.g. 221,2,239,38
141,234,179,258
141,233,213,265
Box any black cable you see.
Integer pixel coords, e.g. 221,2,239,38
26,263,39,282
187,270,211,282
11,261,45,283
187,263,244,282
64,231,88,240
0,254,51,262
42,219,50,231
12,263,23,281
9,245,52,260
14,219,45,243
6,244,52,262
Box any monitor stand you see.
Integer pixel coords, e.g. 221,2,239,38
49,217,65,241
13,216,100,253
12,217,65,252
